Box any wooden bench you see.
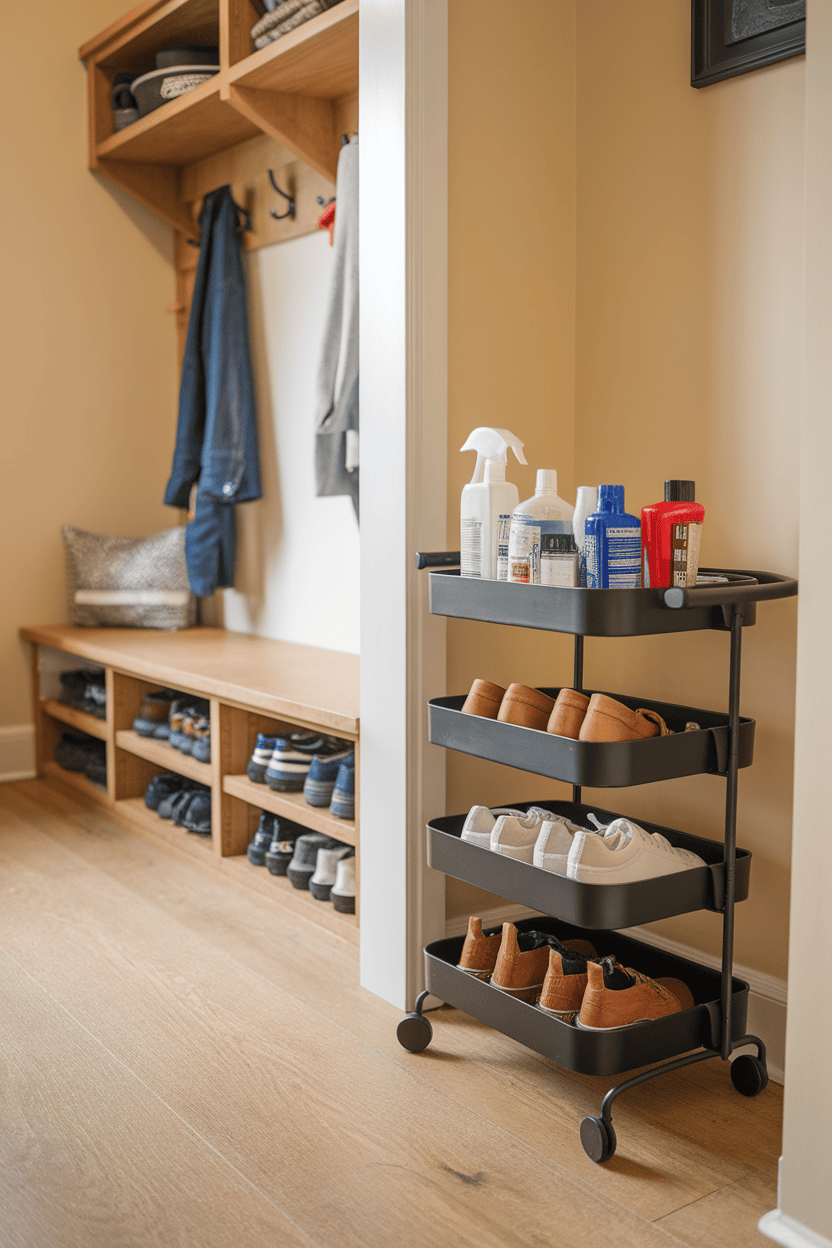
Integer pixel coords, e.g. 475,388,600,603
21,625,360,942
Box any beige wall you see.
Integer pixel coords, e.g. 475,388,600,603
0,2,177,733
447,0,802,984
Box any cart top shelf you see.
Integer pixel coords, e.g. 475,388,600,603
422,564,797,637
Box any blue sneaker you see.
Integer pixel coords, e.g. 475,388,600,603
330,758,355,820
246,733,280,784
265,733,344,792
304,751,355,807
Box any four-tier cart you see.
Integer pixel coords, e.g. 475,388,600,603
396,559,797,1162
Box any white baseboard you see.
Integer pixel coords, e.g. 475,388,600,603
445,902,787,1084
759,1210,832,1248
0,724,35,784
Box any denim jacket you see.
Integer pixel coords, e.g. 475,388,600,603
164,186,261,594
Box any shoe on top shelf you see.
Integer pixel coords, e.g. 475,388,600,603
577,958,694,1030
265,734,351,793
247,733,279,784
330,853,356,914
565,819,705,883
168,698,209,752
59,668,107,719
190,717,211,764
133,689,179,738
303,750,354,808
329,757,355,820
309,843,352,901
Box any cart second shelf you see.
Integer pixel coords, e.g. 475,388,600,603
429,689,755,787
426,917,749,1077
428,800,750,928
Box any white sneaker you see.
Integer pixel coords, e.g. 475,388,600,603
330,853,356,913
533,817,585,874
309,844,351,902
491,809,553,863
460,805,549,850
566,819,705,883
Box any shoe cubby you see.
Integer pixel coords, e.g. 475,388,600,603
399,556,797,1162
429,689,755,787
21,626,359,939
428,800,751,929
425,917,750,1078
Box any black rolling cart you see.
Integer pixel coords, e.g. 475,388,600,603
396,559,797,1163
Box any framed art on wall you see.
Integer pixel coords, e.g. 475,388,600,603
691,0,805,87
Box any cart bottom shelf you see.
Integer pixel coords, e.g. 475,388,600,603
425,917,748,1077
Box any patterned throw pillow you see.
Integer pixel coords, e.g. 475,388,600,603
62,525,196,630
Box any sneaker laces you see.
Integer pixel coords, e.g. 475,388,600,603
620,966,669,1000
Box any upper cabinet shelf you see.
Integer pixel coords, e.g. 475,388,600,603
80,0,358,233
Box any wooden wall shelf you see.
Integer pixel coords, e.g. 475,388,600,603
81,0,358,243
24,625,360,941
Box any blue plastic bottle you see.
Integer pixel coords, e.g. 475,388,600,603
584,485,642,589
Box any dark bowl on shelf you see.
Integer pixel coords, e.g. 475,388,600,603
131,65,220,117
155,46,219,69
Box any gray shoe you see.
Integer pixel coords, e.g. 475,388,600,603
287,832,339,890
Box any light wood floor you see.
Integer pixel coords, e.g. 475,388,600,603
0,780,781,1248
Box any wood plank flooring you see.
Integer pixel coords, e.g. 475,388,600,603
0,780,782,1248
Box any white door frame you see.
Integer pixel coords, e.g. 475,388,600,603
358,0,448,1008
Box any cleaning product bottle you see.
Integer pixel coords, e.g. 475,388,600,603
641,480,705,588
572,486,597,587
508,470,574,584
584,485,641,589
460,427,527,579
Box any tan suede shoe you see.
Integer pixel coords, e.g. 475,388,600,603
461,679,506,719
547,688,590,738
578,693,671,743
577,958,694,1030
456,916,503,981
497,684,555,731
491,923,597,1003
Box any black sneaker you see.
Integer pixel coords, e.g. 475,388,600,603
145,772,195,811
264,816,307,876
182,790,211,836
247,812,277,865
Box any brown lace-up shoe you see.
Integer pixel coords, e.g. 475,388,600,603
497,684,555,731
491,923,597,1004
577,958,694,1030
538,944,602,1022
547,688,590,738
461,679,506,719
578,694,671,743
457,916,503,981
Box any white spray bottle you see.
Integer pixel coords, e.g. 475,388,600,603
460,427,527,580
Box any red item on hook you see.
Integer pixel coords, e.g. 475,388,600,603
317,199,336,245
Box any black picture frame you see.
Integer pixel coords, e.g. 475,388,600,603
691,0,805,88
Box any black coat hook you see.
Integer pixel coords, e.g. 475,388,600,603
267,169,295,220
187,192,252,246
316,196,335,208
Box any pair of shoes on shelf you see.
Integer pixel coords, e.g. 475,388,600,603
460,805,704,882
146,774,211,835
133,689,179,739
169,698,211,762
246,733,354,818
54,730,107,788
459,919,694,1028
59,668,107,720
247,819,356,912
303,752,355,820
462,680,672,741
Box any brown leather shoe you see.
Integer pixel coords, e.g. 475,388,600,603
456,916,503,981
461,679,506,719
577,958,694,1030
539,944,599,1021
491,923,597,1003
497,684,555,731
547,688,590,738
578,693,671,743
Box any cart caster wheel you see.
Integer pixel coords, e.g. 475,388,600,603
730,1054,769,1097
396,1013,433,1053
580,1116,617,1163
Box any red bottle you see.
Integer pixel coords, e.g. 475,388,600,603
641,480,705,589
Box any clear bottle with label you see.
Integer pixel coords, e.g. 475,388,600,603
584,484,642,589
508,470,574,584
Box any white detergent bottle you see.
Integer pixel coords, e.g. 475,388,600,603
508,469,575,584
573,486,598,587
460,427,527,579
